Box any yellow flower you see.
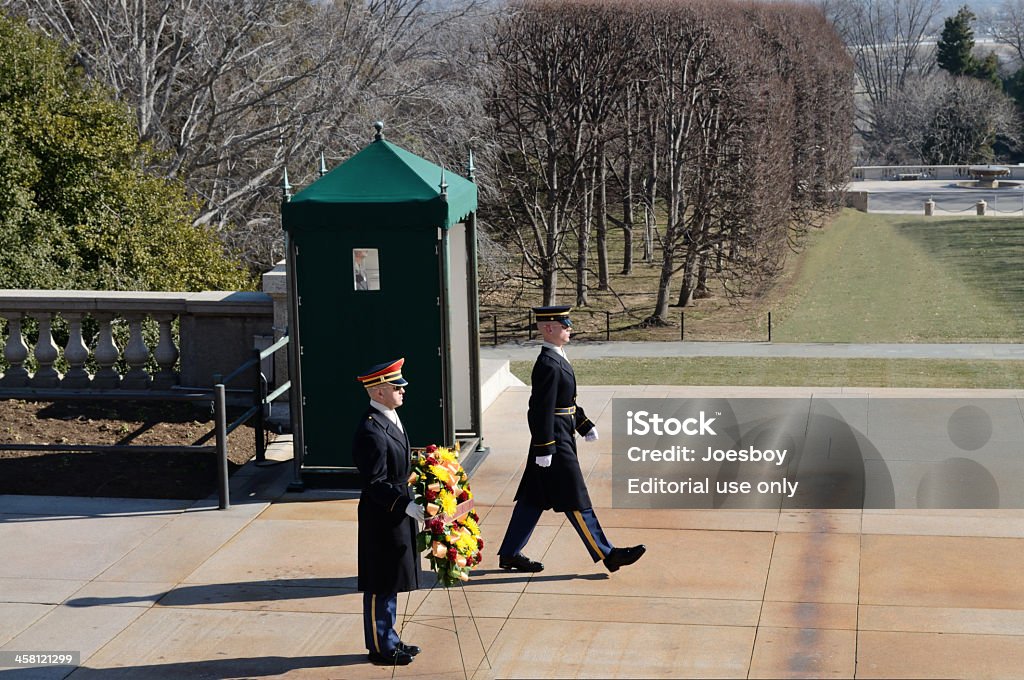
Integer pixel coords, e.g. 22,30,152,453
437,448,457,464
455,531,478,554
429,464,452,486
438,490,457,517
462,516,480,536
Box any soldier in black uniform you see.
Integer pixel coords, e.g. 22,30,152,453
353,358,423,666
497,306,646,574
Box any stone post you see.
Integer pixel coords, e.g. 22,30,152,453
120,314,152,389
976,200,987,216
0,314,29,387
62,313,91,388
152,314,180,390
924,199,935,216
92,313,121,389
29,313,61,388
261,260,289,395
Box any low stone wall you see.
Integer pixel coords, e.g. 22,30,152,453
853,165,1024,181
0,290,273,391
846,191,869,212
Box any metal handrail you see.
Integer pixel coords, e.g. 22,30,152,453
0,334,294,511
220,334,290,386
214,334,293,468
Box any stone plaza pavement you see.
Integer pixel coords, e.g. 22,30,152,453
3,383,1024,679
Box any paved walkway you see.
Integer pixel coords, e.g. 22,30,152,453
3,380,1024,678
850,178,1024,215
483,340,1024,361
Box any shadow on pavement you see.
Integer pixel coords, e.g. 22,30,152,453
67,577,359,608
58,654,365,678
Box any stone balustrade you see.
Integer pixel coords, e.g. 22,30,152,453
0,291,273,391
853,164,1024,181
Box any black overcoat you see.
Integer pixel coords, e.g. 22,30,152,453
352,407,421,594
513,346,596,512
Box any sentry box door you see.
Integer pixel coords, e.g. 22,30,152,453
291,225,447,468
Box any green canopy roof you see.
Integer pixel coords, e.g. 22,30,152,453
282,139,477,231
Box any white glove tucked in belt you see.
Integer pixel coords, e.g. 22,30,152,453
405,501,425,521
535,454,553,467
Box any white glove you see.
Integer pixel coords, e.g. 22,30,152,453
584,428,599,442
535,454,553,468
405,501,425,521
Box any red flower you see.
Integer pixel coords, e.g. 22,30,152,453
447,550,459,562
473,552,482,564
426,517,444,534
426,456,439,466
426,488,439,502
425,444,438,453
457,490,470,502
477,537,484,549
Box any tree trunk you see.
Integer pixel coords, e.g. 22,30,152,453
675,249,698,307
695,254,711,299
653,112,682,322
643,121,659,264
596,139,609,290
650,252,675,323
622,160,635,275
543,258,558,306
577,155,595,306
621,87,635,275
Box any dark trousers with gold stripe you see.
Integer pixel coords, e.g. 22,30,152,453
498,501,613,562
363,592,400,654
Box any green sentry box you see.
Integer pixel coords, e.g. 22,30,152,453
282,133,482,473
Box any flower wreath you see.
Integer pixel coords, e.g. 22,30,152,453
409,444,483,586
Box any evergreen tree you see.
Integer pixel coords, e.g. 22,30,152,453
1005,67,1024,108
972,52,1002,90
0,14,251,291
937,6,978,77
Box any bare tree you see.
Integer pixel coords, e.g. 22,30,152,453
567,4,644,305
4,0,492,272
994,0,1024,65
923,74,1019,163
647,2,727,319
487,2,595,305
823,0,942,160
485,0,852,318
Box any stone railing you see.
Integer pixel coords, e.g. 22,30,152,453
261,261,289,388
853,164,1024,181
0,291,274,391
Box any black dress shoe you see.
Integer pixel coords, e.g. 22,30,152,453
397,641,421,656
604,544,646,572
367,649,414,665
498,553,544,572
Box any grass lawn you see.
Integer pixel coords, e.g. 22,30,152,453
482,210,1024,344
511,357,1024,389
500,209,1024,387
771,211,1024,343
